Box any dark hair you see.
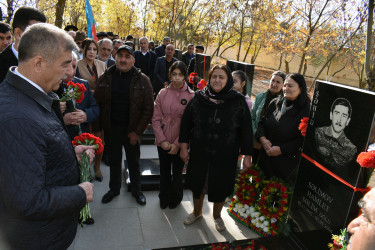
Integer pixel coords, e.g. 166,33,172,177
272,70,286,82
125,41,134,46
163,37,170,41
12,6,46,32
195,45,204,51
168,61,188,81
187,44,194,48
285,73,309,107
0,22,11,34
209,64,230,80
126,35,133,40
207,64,234,96
232,70,247,95
331,98,352,119
82,38,99,59
149,41,155,46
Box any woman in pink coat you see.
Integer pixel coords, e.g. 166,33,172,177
153,61,195,209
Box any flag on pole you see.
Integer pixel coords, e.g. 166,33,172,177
85,0,97,41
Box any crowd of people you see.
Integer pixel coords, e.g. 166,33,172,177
0,6,372,250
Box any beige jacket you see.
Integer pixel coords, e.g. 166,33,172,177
76,59,106,92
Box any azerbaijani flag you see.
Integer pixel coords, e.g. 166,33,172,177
85,0,98,41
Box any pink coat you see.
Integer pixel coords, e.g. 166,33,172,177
152,83,195,147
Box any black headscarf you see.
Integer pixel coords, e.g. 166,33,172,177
200,68,239,102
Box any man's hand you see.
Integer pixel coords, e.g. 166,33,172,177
128,132,140,146
266,146,282,157
60,101,66,113
63,112,74,125
260,136,272,151
161,141,171,151
242,155,253,170
75,145,96,164
168,144,179,155
79,182,94,202
72,109,87,124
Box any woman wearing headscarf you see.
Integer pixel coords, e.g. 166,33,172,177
251,71,286,163
256,73,310,186
179,64,253,232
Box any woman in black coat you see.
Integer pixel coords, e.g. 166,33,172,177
256,73,310,186
179,64,253,232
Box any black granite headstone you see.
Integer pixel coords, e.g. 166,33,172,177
174,49,182,61
226,60,254,96
194,53,211,81
288,81,375,248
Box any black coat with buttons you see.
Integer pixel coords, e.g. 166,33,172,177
256,97,310,185
179,90,253,202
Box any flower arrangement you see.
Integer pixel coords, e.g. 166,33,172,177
189,72,199,86
228,165,290,237
197,79,207,90
298,117,309,137
60,81,86,104
328,228,348,250
72,133,104,224
357,143,375,168
209,240,267,250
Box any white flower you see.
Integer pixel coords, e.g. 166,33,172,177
271,218,277,223
244,204,249,209
251,219,256,224
263,227,269,233
233,207,238,212
263,221,269,226
256,222,261,228
249,207,255,213
259,216,265,221
368,143,375,152
254,212,260,217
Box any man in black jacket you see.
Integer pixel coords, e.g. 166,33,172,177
0,6,46,83
0,23,94,249
0,22,12,53
153,44,178,96
155,36,171,57
182,44,194,67
134,37,157,81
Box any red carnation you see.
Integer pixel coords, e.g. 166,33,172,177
357,151,375,168
280,186,287,193
299,117,309,137
282,193,288,199
197,79,207,90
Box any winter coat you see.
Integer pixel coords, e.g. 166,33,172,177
179,90,253,202
92,66,154,136
152,82,195,147
76,59,106,92
0,68,86,249
251,91,267,135
256,97,310,184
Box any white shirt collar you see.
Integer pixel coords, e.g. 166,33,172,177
141,50,148,56
11,43,18,59
13,67,46,94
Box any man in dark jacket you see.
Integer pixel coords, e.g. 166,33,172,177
60,52,100,141
0,23,94,250
153,44,178,96
93,45,154,205
187,45,204,75
155,36,170,57
0,6,46,83
134,37,157,81
181,44,194,67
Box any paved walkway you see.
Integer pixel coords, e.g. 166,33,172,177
68,145,259,250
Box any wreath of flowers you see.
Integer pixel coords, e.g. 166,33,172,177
60,81,86,104
255,180,290,236
228,165,290,237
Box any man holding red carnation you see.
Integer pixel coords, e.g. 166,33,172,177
0,24,95,249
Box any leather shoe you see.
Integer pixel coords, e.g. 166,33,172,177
102,190,119,204
133,192,146,205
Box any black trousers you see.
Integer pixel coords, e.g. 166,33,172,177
108,125,141,195
157,146,184,204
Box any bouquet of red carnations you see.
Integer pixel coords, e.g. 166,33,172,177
60,81,86,104
72,133,104,224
